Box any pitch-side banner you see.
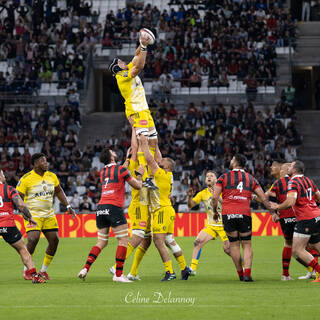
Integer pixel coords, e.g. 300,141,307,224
13,212,282,238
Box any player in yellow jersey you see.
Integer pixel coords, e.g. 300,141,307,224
108,30,158,188
187,171,230,275
16,153,76,280
138,134,191,281
109,128,152,280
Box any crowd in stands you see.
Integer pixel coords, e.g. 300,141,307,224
0,0,97,95
0,96,301,212
0,0,297,94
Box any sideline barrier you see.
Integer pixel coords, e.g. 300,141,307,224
13,212,282,238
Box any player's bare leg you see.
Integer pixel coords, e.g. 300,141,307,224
239,231,253,282
226,231,244,281
165,234,191,280
292,235,317,272
153,233,176,281
38,230,59,280
112,224,132,282
23,230,40,279
25,230,41,254
190,231,213,274
128,235,152,280
12,238,45,283
78,227,109,280
222,240,231,256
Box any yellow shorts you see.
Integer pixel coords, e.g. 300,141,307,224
202,224,229,242
128,203,151,233
152,206,175,234
127,109,155,129
24,216,59,233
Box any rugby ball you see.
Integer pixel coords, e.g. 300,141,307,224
139,28,155,45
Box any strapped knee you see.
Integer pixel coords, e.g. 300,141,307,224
165,234,181,253
228,235,239,242
135,128,149,136
148,128,158,140
132,229,145,238
114,229,128,239
98,231,109,242
239,234,252,241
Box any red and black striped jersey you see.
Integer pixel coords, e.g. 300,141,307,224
271,176,295,218
98,163,132,208
287,175,320,221
0,184,19,227
216,169,260,216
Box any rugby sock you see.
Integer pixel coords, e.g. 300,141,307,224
309,248,319,264
115,245,127,277
191,248,202,271
40,253,54,272
282,247,292,277
191,259,199,271
176,254,187,271
244,268,251,277
112,242,135,270
237,269,244,279
84,246,101,271
308,258,320,273
130,246,146,276
164,260,174,274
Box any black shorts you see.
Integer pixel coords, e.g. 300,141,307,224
279,217,296,240
0,226,22,244
222,214,252,234
294,216,320,244
96,204,127,229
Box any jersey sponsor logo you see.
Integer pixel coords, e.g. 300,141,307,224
32,190,54,198
228,195,247,201
227,214,244,220
139,120,148,126
96,209,110,216
284,217,296,223
139,221,147,227
0,227,8,233
102,190,115,195
0,212,9,216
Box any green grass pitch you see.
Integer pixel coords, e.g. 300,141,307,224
0,236,319,320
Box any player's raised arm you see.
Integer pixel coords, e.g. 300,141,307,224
137,134,158,175
127,165,145,190
130,33,150,78
211,184,222,213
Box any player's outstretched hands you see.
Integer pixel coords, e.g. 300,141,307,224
136,164,145,177
67,206,77,219
140,33,150,47
270,202,279,210
28,217,38,228
126,147,132,159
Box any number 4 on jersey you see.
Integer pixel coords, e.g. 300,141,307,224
237,181,243,193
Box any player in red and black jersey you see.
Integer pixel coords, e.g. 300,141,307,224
212,154,271,282
271,160,320,283
78,148,145,283
268,162,297,280
0,169,44,283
